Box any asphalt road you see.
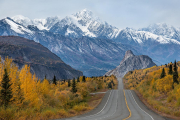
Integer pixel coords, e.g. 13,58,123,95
57,78,170,120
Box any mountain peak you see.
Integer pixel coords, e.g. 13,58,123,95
120,50,135,64
73,9,94,19
125,50,134,56
105,51,156,78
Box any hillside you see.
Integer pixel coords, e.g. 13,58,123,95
0,36,82,80
123,61,180,118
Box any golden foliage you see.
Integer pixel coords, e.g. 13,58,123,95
124,62,180,116
0,57,118,119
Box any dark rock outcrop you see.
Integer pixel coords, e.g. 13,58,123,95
0,36,83,80
105,50,156,77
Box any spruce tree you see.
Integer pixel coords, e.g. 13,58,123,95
168,64,173,75
82,76,86,82
72,78,77,93
173,60,179,85
108,82,112,89
77,77,80,82
68,79,71,87
53,75,57,85
0,68,12,109
160,68,166,78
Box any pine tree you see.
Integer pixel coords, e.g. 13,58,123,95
44,75,47,80
173,60,179,85
108,82,112,89
0,68,12,108
168,64,173,75
68,79,71,87
72,78,77,93
160,68,166,78
82,76,86,82
53,75,57,85
77,77,80,82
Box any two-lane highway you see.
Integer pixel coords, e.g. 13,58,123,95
57,78,167,120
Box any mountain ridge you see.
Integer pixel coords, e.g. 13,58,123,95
1,9,180,76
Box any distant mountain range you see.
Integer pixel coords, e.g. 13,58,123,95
0,9,180,76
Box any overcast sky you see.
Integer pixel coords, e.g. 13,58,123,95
0,0,180,29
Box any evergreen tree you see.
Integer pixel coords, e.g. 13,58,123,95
108,82,112,89
68,79,71,87
77,77,80,82
168,64,173,75
0,68,12,108
44,74,47,80
82,76,86,82
173,60,179,85
160,68,166,78
53,75,57,85
72,78,77,93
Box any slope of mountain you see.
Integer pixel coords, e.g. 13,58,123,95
105,50,156,77
12,15,60,30
0,36,82,80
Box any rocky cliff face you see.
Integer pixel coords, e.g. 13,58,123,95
105,50,156,78
0,36,83,80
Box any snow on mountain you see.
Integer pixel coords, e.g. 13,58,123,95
3,17,33,34
12,15,60,30
114,27,180,45
49,9,119,38
2,9,180,76
139,23,180,41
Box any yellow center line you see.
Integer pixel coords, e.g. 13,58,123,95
123,89,131,120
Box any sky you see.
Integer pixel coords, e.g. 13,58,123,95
0,0,180,29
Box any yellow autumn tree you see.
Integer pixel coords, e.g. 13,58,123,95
19,65,40,107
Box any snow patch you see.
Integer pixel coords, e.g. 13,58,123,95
5,18,33,34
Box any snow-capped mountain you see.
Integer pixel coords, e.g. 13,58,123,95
12,15,60,30
139,23,180,41
49,9,120,38
114,27,180,46
0,17,140,76
1,9,180,76
0,17,33,36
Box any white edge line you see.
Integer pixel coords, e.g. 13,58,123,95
80,90,113,119
129,90,154,120
99,90,118,119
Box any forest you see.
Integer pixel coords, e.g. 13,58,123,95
123,61,180,118
0,57,118,120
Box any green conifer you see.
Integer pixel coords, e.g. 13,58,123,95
0,68,12,109
53,75,57,85
173,60,179,85
160,68,166,78
72,78,77,93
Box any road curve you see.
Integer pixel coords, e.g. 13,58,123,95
56,78,169,120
